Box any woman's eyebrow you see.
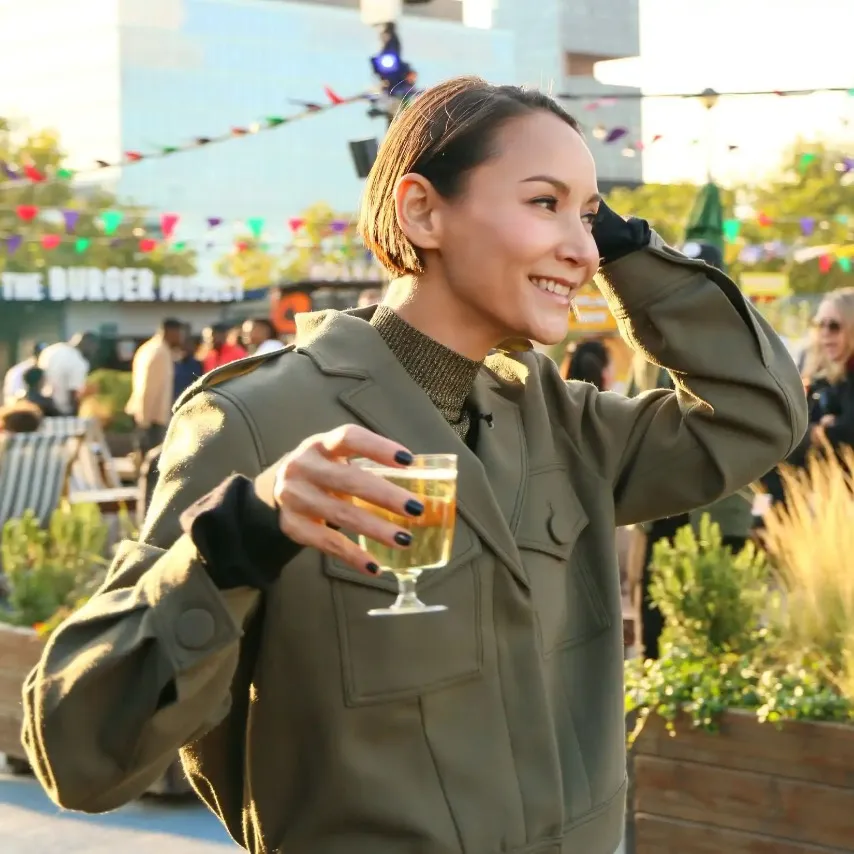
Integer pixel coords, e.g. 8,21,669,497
520,176,602,206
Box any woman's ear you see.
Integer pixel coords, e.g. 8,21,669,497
394,173,441,254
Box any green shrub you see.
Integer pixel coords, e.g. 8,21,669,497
625,512,854,743
0,503,109,630
82,368,134,433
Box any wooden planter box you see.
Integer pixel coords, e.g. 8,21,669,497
630,710,854,853
0,623,192,797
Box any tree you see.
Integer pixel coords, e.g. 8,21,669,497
216,201,373,290
604,143,853,295
0,120,196,276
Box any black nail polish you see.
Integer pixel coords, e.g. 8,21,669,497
404,499,424,516
366,562,380,574
394,531,413,547
394,450,414,466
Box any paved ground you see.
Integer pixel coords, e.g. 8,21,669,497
1,770,236,853
1,769,625,853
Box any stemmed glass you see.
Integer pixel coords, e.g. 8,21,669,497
352,453,458,616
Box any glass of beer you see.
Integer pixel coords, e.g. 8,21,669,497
352,453,458,616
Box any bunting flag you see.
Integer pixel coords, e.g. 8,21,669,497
560,86,854,104
0,87,371,192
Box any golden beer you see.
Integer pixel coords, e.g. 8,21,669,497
353,470,457,574
352,454,458,616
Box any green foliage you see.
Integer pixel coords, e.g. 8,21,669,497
81,368,134,433
0,121,196,276
625,515,854,742
649,515,771,656
0,503,109,629
605,142,853,295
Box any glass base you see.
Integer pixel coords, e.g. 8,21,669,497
369,602,447,617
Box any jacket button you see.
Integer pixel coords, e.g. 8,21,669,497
175,608,215,650
547,511,572,545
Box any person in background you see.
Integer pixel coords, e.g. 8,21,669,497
200,323,247,373
560,339,613,391
125,319,184,456
357,287,384,308
37,333,98,416
173,326,204,403
18,367,59,416
762,287,854,505
2,342,45,406
0,401,43,434
241,317,285,356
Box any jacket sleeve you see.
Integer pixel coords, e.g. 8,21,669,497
21,388,264,813
554,233,808,527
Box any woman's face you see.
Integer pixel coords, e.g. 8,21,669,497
417,111,601,349
814,300,849,364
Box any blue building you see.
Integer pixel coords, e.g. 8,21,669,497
0,0,639,354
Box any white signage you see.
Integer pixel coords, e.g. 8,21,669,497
307,261,384,283
0,267,243,303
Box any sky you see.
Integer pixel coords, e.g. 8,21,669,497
594,0,853,184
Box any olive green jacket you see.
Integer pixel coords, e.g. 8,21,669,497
21,233,807,854
626,353,755,539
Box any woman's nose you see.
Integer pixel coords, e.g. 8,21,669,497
559,231,600,272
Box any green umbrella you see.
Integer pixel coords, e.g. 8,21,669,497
683,181,724,257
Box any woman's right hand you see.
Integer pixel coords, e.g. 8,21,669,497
273,424,425,575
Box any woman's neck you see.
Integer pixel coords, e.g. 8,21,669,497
382,275,500,362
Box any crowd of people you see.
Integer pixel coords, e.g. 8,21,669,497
0,316,286,442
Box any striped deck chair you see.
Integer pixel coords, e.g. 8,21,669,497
40,416,123,491
0,433,72,528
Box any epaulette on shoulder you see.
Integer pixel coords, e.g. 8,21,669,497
173,344,294,413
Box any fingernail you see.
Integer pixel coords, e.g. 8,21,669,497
366,561,380,575
394,450,414,466
394,531,412,547
404,499,424,516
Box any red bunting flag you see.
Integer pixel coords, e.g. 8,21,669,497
16,205,39,222
160,213,180,239
139,238,157,252
41,234,61,250
757,212,773,227
125,151,144,162
324,86,345,105
288,218,305,232
818,254,833,273
24,165,45,182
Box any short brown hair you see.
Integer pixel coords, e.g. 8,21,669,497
0,401,43,434
358,76,581,277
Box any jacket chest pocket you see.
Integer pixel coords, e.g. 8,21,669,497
323,520,484,707
516,466,610,656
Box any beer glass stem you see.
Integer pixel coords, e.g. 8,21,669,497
392,572,423,611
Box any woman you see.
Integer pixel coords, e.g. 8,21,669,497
560,339,613,391
762,288,854,505
23,77,806,854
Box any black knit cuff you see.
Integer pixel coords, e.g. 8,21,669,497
180,474,302,591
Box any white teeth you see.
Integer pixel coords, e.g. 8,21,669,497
531,277,571,297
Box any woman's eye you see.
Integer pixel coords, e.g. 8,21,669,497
532,196,558,212
582,211,598,226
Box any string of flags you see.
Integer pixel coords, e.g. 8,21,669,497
0,86,370,192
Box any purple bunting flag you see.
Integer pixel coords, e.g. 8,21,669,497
6,235,22,253
62,209,80,234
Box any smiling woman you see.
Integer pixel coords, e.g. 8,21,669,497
22,76,807,854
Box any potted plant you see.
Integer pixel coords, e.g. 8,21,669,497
0,503,192,797
625,450,854,853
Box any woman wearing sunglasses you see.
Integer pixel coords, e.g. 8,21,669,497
800,288,854,451
763,288,854,505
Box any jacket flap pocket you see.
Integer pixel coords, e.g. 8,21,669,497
515,465,589,559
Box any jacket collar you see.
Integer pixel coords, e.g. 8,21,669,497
293,308,529,584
